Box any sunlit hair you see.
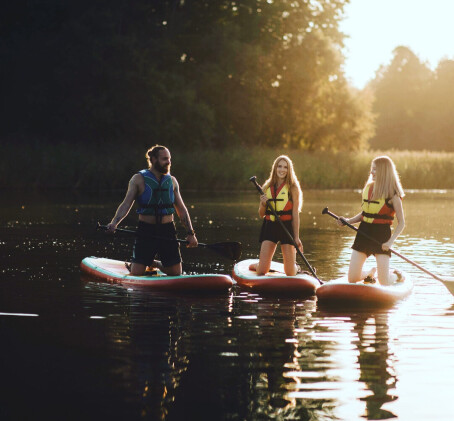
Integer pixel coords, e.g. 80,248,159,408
263,155,303,211
146,145,168,168
365,155,405,200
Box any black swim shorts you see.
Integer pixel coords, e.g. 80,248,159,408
259,219,294,245
132,221,182,267
352,221,392,257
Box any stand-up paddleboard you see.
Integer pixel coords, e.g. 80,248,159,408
316,270,413,307
81,257,233,292
232,259,319,295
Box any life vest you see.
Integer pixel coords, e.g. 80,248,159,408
361,183,395,224
136,169,176,217
264,183,293,221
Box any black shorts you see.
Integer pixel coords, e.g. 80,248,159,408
352,221,391,257
132,221,182,267
259,219,294,245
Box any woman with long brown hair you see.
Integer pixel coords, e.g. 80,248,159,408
251,155,304,276
337,155,405,285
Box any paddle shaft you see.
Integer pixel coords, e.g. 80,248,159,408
249,177,321,283
98,223,214,248
322,207,446,282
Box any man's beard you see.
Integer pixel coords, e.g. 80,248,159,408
155,162,170,174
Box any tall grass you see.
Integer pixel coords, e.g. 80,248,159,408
4,141,454,190
172,148,454,190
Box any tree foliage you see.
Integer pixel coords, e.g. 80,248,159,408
2,0,371,151
370,46,454,151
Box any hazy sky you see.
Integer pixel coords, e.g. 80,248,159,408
339,0,454,88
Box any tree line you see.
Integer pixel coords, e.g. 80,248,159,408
1,1,452,152
1,0,371,151
369,46,454,151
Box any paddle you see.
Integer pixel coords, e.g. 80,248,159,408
249,176,322,283
322,207,447,283
96,223,242,261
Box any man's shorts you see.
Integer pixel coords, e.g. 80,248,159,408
132,221,182,267
352,221,392,257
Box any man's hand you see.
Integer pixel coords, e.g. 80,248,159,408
186,234,198,248
106,222,117,233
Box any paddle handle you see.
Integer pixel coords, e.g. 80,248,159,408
322,207,445,282
249,177,321,283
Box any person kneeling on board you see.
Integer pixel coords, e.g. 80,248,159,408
336,156,405,285
250,155,304,276
106,145,198,276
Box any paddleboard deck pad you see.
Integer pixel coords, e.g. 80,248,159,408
81,257,233,291
316,270,413,307
232,259,319,295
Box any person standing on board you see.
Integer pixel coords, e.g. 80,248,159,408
250,155,303,276
106,145,198,276
337,155,405,285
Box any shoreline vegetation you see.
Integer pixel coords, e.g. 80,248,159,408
6,142,454,191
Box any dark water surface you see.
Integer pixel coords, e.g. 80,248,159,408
1,190,453,420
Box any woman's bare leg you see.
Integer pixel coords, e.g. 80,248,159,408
281,244,298,276
256,241,277,275
348,250,375,283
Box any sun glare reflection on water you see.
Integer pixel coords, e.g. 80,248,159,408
272,191,454,420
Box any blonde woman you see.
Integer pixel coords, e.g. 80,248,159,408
251,155,303,276
337,156,405,285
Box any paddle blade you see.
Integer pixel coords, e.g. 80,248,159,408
207,242,242,261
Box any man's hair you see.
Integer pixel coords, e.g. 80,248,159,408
146,145,167,168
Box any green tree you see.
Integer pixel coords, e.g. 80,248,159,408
424,59,454,151
2,0,372,152
369,46,433,150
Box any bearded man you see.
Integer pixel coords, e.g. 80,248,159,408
107,145,198,275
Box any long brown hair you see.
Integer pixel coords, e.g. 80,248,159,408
365,155,405,200
263,155,303,211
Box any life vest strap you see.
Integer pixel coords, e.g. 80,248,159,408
362,199,393,208
265,209,292,216
361,211,394,221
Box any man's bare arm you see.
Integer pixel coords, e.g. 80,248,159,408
106,175,140,231
172,177,198,247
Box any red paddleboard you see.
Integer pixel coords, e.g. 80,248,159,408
232,259,319,295
81,257,233,292
316,270,413,307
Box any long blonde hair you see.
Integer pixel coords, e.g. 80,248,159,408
366,155,405,200
262,155,303,211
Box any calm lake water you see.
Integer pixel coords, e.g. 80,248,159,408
1,189,453,420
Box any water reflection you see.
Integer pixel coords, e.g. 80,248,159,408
353,313,397,419
296,311,397,420
81,284,240,419
229,295,319,420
